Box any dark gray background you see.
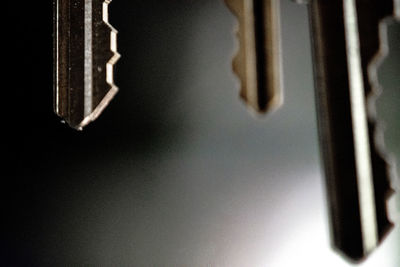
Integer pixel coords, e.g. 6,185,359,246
3,0,399,266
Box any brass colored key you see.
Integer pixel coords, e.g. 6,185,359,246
53,0,120,130
225,0,283,113
225,0,399,262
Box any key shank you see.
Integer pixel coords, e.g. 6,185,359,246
308,0,396,261
53,0,119,130
225,0,283,113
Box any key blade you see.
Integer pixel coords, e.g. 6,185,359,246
225,0,283,113
54,0,120,130
308,0,397,261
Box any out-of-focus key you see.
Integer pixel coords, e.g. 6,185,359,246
224,0,283,113
225,0,399,262
308,0,398,261
53,0,120,130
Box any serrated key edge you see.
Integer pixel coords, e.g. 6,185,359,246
78,0,121,130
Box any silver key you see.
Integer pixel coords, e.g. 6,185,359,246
53,0,120,130
308,0,398,261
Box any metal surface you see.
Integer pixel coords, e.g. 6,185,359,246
224,0,283,113
53,0,120,130
308,0,398,261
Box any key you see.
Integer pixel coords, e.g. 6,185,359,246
53,0,120,130
224,0,283,113
308,0,399,261
224,0,399,262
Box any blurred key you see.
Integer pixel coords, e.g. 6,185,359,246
308,0,398,261
224,0,283,113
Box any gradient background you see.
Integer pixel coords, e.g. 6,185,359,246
3,0,399,266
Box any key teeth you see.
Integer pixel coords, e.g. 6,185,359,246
225,0,271,113
225,0,252,110
103,0,120,95
103,0,121,62
225,0,283,114
365,17,396,241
